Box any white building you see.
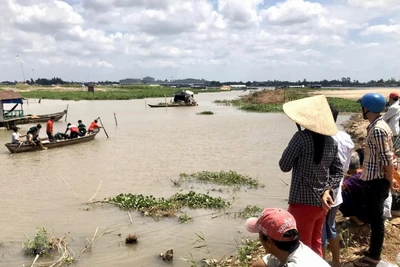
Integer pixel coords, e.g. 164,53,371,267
120,78,142,85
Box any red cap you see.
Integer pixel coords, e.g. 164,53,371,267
245,208,297,241
389,92,399,99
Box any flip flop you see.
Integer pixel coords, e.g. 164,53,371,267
353,257,378,267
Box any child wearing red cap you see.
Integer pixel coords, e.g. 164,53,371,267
246,208,330,267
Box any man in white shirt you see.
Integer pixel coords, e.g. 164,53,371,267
383,92,400,140
246,208,330,267
322,106,355,267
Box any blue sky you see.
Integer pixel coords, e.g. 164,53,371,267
1,0,400,82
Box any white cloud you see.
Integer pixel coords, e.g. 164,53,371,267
261,0,326,25
0,0,399,82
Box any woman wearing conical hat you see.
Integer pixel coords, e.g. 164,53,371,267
279,95,343,257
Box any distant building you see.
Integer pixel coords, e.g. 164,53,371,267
142,76,155,84
163,78,210,87
120,78,142,85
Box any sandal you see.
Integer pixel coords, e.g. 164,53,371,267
355,250,369,257
353,257,379,267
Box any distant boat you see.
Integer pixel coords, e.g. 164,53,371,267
2,110,67,129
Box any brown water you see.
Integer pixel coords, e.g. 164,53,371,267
0,91,349,266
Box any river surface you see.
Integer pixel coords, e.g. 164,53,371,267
0,91,350,267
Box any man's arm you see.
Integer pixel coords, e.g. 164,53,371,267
279,131,303,172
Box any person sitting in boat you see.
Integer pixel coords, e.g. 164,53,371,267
77,120,87,136
46,116,55,142
65,123,80,139
26,124,47,150
11,126,26,144
88,119,102,134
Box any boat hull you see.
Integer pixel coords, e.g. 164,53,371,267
147,104,198,108
2,110,67,129
5,133,97,153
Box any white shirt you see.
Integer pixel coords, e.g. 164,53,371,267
332,130,354,207
383,101,400,136
262,242,330,267
12,132,20,143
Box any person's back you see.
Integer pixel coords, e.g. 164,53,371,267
78,120,86,136
280,129,341,207
262,242,330,267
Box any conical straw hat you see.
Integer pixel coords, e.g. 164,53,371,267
283,95,338,136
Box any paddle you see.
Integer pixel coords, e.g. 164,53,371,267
97,117,109,138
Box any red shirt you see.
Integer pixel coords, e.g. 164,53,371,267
88,122,99,131
46,120,53,133
69,126,79,133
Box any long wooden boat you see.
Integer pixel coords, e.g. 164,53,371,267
2,110,67,129
148,103,198,108
5,133,97,154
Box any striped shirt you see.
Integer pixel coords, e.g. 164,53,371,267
279,130,343,207
361,116,393,181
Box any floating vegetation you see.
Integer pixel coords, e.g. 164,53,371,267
175,171,263,189
107,191,229,218
196,111,214,115
236,205,263,219
125,234,138,244
178,213,193,224
23,227,51,256
23,228,75,266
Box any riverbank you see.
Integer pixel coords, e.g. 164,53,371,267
214,89,360,113
0,85,222,100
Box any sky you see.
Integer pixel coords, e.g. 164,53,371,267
1,0,400,82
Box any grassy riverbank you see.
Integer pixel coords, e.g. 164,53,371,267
214,89,360,113
4,85,221,101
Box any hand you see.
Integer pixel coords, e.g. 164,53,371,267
390,178,399,191
321,190,333,211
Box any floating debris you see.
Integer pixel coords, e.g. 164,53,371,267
196,111,214,115
160,249,173,261
125,234,138,244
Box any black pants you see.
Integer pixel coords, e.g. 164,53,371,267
362,178,389,260
47,132,54,142
70,132,79,139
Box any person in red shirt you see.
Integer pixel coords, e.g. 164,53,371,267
46,116,55,142
88,119,102,134
65,123,80,139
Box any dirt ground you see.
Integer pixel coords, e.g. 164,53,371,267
313,88,400,100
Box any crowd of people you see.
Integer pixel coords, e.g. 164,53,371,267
247,92,400,267
10,118,102,148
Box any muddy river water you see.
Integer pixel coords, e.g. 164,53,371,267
0,91,349,266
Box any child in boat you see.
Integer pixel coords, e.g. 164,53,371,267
11,126,25,144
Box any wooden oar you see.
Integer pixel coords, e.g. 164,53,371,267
97,117,109,138
65,104,69,122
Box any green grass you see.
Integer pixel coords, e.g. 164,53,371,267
214,92,359,113
23,228,51,256
19,86,221,101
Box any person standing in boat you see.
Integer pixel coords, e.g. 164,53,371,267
27,124,47,150
88,119,102,134
11,126,25,144
46,116,55,142
77,120,87,136
65,123,80,139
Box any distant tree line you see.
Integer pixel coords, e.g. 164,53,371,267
1,76,400,87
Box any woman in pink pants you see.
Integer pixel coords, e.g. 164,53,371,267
279,95,343,257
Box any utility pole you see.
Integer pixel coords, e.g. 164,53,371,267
32,69,35,84
16,55,26,83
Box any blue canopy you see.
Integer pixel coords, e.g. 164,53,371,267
2,99,23,104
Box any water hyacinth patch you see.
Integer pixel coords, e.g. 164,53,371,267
108,191,229,218
176,171,263,189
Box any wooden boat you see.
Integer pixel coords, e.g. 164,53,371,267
5,133,98,153
2,110,67,129
148,103,198,108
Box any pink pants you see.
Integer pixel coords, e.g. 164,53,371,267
288,203,327,257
